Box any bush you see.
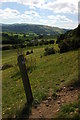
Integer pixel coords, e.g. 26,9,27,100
39,41,44,46
56,34,65,44
27,42,34,47
1,64,13,70
12,45,16,49
26,51,31,55
39,42,43,46
2,45,12,50
34,42,38,46
44,40,49,45
20,44,26,48
76,24,80,37
44,47,55,56
31,49,33,53
45,47,48,51
59,40,70,53
58,38,80,53
50,40,54,44
26,49,33,55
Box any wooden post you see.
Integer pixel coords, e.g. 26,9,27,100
17,55,33,104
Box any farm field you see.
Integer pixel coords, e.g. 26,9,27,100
2,43,80,118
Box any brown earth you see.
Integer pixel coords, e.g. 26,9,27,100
28,86,80,119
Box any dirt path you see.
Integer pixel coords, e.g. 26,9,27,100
29,86,80,118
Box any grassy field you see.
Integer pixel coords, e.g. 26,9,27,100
2,43,78,118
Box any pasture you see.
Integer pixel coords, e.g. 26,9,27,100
2,44,78,118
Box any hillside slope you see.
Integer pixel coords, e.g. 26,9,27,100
2,24,67,35
56,24,80,53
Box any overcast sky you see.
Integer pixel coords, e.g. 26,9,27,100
0,0,79,29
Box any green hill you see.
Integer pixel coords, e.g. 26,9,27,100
56,24,80,53
2,24,68,35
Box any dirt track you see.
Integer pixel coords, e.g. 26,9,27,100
29,86,80,118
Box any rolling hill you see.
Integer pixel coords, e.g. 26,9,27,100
1,23,68,35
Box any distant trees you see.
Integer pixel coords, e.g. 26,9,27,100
2,33,26,50
27,39,55,47
2,33,19,44
2,33,26,45
2,32,55,50
50,40,54,44
23,34,26,38
2,45,12,50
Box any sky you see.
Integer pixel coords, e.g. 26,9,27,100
0,0,79,29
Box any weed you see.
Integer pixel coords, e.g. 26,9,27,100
25,57,36,73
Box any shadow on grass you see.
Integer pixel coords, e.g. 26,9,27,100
73,80,80,88
17,102,32,119
69,79,80,89
11,71,21,79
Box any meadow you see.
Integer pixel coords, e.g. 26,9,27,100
2,43,79,118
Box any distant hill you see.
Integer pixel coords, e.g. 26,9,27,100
1,24,68,35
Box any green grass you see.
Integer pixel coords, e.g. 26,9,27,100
2,44,78,118
57,97,80,119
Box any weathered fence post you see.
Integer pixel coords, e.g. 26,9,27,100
17,54,33,104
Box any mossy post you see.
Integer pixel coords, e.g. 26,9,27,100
18,54,33,104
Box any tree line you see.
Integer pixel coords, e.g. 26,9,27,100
56,24,80,53
2,33,55,50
